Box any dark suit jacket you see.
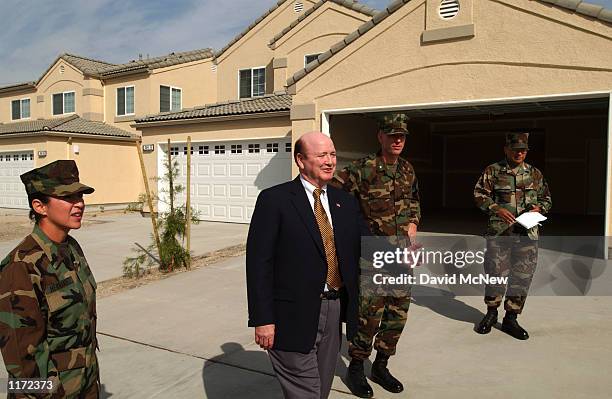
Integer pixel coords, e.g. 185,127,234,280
246,176,366,353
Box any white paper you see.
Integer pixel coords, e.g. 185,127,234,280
515,212,547,229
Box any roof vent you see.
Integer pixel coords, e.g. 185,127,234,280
294,2,304,13
59,65,65,74
439,0,460,20
211,64,217,73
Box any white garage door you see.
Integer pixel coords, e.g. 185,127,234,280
0,151,34,209
160,138,292,223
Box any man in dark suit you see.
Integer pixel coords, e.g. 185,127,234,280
246,132,366,399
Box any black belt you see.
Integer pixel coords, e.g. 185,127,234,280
320,288,342,300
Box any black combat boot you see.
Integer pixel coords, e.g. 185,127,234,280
475,307,498,334
346,358,374,398
501,312,529,340
370,352,403,393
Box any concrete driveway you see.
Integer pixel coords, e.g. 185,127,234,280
0,254,611,398
0,212,248,281
92,256,611,398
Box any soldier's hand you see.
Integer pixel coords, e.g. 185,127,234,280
255,324,275,350
496,208,516,224
408,223,417,244
529,205,541,213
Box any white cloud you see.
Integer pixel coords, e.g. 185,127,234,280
0,0,285,85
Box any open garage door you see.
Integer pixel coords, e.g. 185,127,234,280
0,151,34,209
159,138,292,223
329,95,610,237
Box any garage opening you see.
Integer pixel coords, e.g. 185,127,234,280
329,96,609,237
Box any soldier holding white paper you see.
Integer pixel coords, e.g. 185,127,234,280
473,132,552,340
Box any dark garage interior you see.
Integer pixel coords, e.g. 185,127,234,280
331,97,610,237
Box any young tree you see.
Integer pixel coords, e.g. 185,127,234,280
123,149,199,278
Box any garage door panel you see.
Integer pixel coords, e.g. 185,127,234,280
197,164,210,176
198,184,211,197
229,185,243,198
246,164,261,176
229,164,244,177
213,185,226,197
229,206,243,220
212,206,227,218
213,164,227,177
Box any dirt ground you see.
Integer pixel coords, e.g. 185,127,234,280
0,214,34,242
0,210,121,243
0,210,246,297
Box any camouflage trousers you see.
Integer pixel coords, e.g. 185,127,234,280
483,234,538,314
348,294,410,360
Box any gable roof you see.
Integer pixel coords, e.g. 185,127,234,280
0,48,213,92
269,0,378,48
100,48,214,79
0,81,37,94
214,0,291,60
60,54,117,76
287,0,612,87
135,93,292,124
0,115,138,140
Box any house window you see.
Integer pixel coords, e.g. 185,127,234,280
248,144,260,154
11,98,30,120
199,145,209,155
285,142,292,152
29,153,34,160
52,91,75,115
231,144,243,154
170,146,179,156
214,145,226,154
267,143,279,153
13,154,19,161
304,53,321,67
160,86,181,112
183,146,194,155
117,86,135,116
239,67,265,98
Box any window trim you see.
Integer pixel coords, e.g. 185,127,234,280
160,85,182,112
11,98,31,120
52,91,76,116
116,85,135,117
238,66,266,99
304,53,322,67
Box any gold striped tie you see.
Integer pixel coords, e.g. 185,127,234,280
313,188,342,289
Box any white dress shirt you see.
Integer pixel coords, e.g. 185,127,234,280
300,175,335,291
300,175,334,229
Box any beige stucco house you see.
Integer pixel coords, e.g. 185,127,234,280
0,49,215,209
134,0,378,222
285,0,612,242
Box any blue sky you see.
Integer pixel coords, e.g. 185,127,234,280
0,0,610,86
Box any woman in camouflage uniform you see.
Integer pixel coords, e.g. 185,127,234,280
0,160,99,398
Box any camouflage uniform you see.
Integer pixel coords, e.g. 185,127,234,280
332,126,420,359
0,160,99,398
474,135,552,314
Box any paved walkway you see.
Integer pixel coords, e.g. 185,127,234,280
93,256,612,398
0,213,248,281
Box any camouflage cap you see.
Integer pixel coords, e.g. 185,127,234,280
20,160,94,197
378,113,409,135
505,132,529,150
